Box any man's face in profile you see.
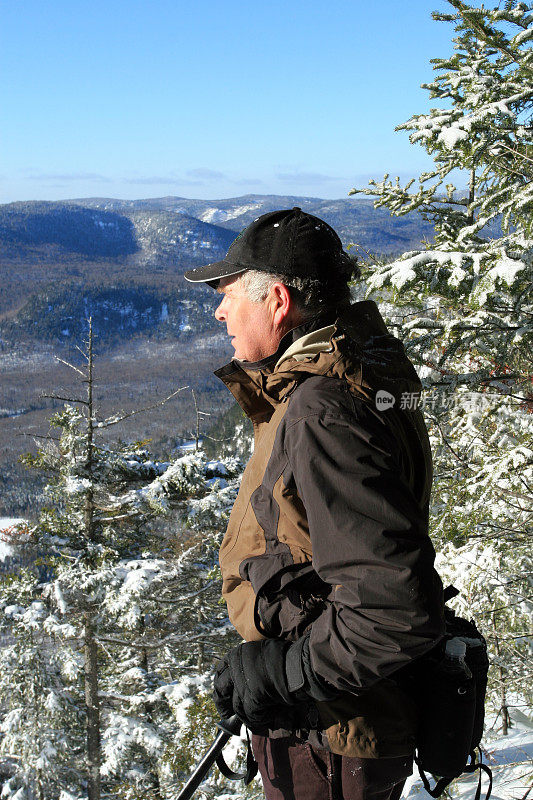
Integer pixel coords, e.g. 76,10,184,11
214,274,280,362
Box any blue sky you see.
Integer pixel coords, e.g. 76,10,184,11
1,0,457,203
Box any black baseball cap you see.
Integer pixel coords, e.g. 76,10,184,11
183,207,355,287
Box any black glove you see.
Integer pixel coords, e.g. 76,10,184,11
213,634,337,734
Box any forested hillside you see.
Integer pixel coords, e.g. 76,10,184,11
0,194,432,323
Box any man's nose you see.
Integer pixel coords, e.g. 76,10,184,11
214,297,225,321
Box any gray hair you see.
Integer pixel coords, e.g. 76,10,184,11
238,269,355,320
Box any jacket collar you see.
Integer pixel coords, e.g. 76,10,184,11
214,300,422,421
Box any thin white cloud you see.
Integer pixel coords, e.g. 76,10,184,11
185,169,263,185
124,176,203,186
233,177,264,186
17,169,268,192
25,172,112,183
276,171,340,184
186,168,227,180
124,169,234,185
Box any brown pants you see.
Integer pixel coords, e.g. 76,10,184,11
252,734,413,800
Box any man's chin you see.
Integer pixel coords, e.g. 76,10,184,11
231,342,250,361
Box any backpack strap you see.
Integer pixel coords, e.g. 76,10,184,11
415,758,453,798
415,750,492,800
464,751,493,800
215,728,258,784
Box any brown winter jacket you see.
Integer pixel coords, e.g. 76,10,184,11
215,300,445,758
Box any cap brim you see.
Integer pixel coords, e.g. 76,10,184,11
183,260,246,288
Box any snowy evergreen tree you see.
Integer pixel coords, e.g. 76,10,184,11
353,0,532,391
351,0,532,732
0,326,253,799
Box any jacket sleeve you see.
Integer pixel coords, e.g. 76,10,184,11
284,396,445,694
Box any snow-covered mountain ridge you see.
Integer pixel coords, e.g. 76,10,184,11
0,194,433,269
0,193,433,347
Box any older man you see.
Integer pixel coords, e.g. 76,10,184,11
184,208,444,800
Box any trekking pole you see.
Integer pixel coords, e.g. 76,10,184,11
176,715,257,800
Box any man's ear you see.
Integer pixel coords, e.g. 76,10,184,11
269,282,293,328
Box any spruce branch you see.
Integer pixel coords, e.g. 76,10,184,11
17,432,61,442
96,386,189,428
41,394,90,405
74,344,90,362
54,357,87,377
153,580,217,604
